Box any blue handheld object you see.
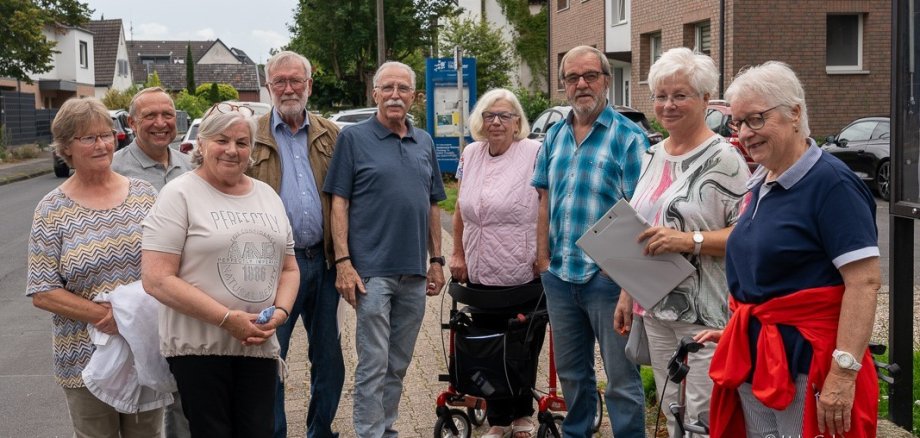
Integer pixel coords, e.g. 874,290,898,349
256,306,276,324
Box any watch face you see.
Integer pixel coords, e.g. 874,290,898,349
693,233,704,243
838,354,855,368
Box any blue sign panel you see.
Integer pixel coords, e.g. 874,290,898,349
425,57,477,174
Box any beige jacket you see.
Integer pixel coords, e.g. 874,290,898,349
247,111,340,267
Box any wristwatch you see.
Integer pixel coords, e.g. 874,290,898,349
429,256,446,266
832,349,862,371
692,232,704,255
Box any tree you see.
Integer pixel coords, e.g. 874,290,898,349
186,43,196,94
145,71,162,88
0,0,92,83
196,83,239,105
439,16,514,94
174,89,208,119
101,85,139,110
495,0,547,89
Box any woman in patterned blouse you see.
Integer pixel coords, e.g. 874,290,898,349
27,97,162,437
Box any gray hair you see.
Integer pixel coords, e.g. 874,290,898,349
51,97,113,167
559,45,611,80
467,88,531,141
129,87,173,118
264,50,313,81
192,111,257,168
647,47,718,98
373,61,416,89
725,61,810,137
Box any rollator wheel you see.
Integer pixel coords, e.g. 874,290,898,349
434,409,472,438
592,393,604,432
536,413,565,438
467,407,486,426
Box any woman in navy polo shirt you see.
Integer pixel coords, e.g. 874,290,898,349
699,62,881,438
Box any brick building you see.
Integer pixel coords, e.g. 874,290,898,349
550,0,890,136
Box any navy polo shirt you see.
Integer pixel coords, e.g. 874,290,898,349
725,143,878,377
323,116,446,277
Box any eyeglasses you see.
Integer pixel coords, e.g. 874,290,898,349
73,131,116,146
205,102,255,118
269,77,308,91
375,84,414,95
650,93,696,105
483,112,519,123
562,71,608,85
728,106,781,133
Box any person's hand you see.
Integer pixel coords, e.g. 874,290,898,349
535,256,550,274
613,291,633,335
693,329,723,344
817,367,858,436
94,302,119,335
221,310,275,346
638,226,693,256
335,261,365,308
449,253,468,284
254,308,288,331
427,263,445,296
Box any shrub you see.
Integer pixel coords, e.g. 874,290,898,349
196,83,240,106
512,88,551,125
11,144,40,159
174,89,209,119
649,119,669,140
102,85,139,110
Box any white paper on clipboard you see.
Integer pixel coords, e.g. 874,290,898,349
576,199,695,310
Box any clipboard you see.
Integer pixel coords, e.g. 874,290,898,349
576,199,695,310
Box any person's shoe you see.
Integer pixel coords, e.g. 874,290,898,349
482,425,511,438
511,417,535,438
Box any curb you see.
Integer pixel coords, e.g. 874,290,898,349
0,167,53,186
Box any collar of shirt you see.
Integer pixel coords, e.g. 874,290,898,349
271,107,310,136
747,138,821,191
563,102,615,135
369,114,417,141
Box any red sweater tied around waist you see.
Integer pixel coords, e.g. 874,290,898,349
708,285,878,437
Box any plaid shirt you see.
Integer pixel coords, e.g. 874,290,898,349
532,106,649,284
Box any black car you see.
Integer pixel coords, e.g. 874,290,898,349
53,109,135,177
822,116,890,200
529,105,664,145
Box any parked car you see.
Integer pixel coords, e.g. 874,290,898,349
179,118,202,154
528,105,664,145
822,116,890,200
705,100,756,171
53,109,135,177
328,108,378,128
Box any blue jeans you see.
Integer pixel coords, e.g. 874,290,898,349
274,247,345,438
353,275,427,438
541,271,646,437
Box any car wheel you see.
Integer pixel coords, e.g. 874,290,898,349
53,160,70,178
876,160,890,201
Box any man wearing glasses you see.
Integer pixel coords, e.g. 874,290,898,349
112,86,194,438
246,51,345,438
113,87,193,192
531,45,648,437
324,61,446,437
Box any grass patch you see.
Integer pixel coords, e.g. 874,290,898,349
439,178,458,213
877,349,920,435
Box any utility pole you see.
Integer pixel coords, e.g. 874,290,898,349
377,0,386,66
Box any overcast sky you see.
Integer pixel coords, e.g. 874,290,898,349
84,0,298,64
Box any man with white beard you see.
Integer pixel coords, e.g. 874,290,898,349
247,50,345,438
324,61,446,438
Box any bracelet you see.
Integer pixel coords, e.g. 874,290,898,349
276,306,290,321
218,310,231,328
334,256,351,265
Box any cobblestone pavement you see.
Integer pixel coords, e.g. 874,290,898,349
282,233,917,437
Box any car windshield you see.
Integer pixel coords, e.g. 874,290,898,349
187,124,199,141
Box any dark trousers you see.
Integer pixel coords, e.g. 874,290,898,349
168,355,277,438
467,280,543,427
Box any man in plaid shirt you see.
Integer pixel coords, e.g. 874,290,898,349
532,45,649,437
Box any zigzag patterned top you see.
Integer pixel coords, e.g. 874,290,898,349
27,178,157,388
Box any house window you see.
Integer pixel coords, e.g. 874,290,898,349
557,0,569,11
827,14,863,71
612,0,627,24
695,22,711,56
79,41,88,68
650,33,662,65
117,59,128,77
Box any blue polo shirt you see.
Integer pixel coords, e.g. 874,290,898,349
725,142,879,376
272,109,324,249
531,105,648,284
323,116,446,277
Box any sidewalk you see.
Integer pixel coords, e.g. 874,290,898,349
0,151,53,186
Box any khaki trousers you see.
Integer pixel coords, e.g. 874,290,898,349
62,386,163,438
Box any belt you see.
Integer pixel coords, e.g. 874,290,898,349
293,242,323,258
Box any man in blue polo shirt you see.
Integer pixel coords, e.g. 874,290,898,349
324,61,447,438
532,45,648,437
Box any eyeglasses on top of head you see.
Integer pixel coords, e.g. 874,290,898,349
205,102,255,118
482,111,519,123
269,78,308,91
375,84,414,94
73,130,116,146
728,105,782,133
562,71,608,85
